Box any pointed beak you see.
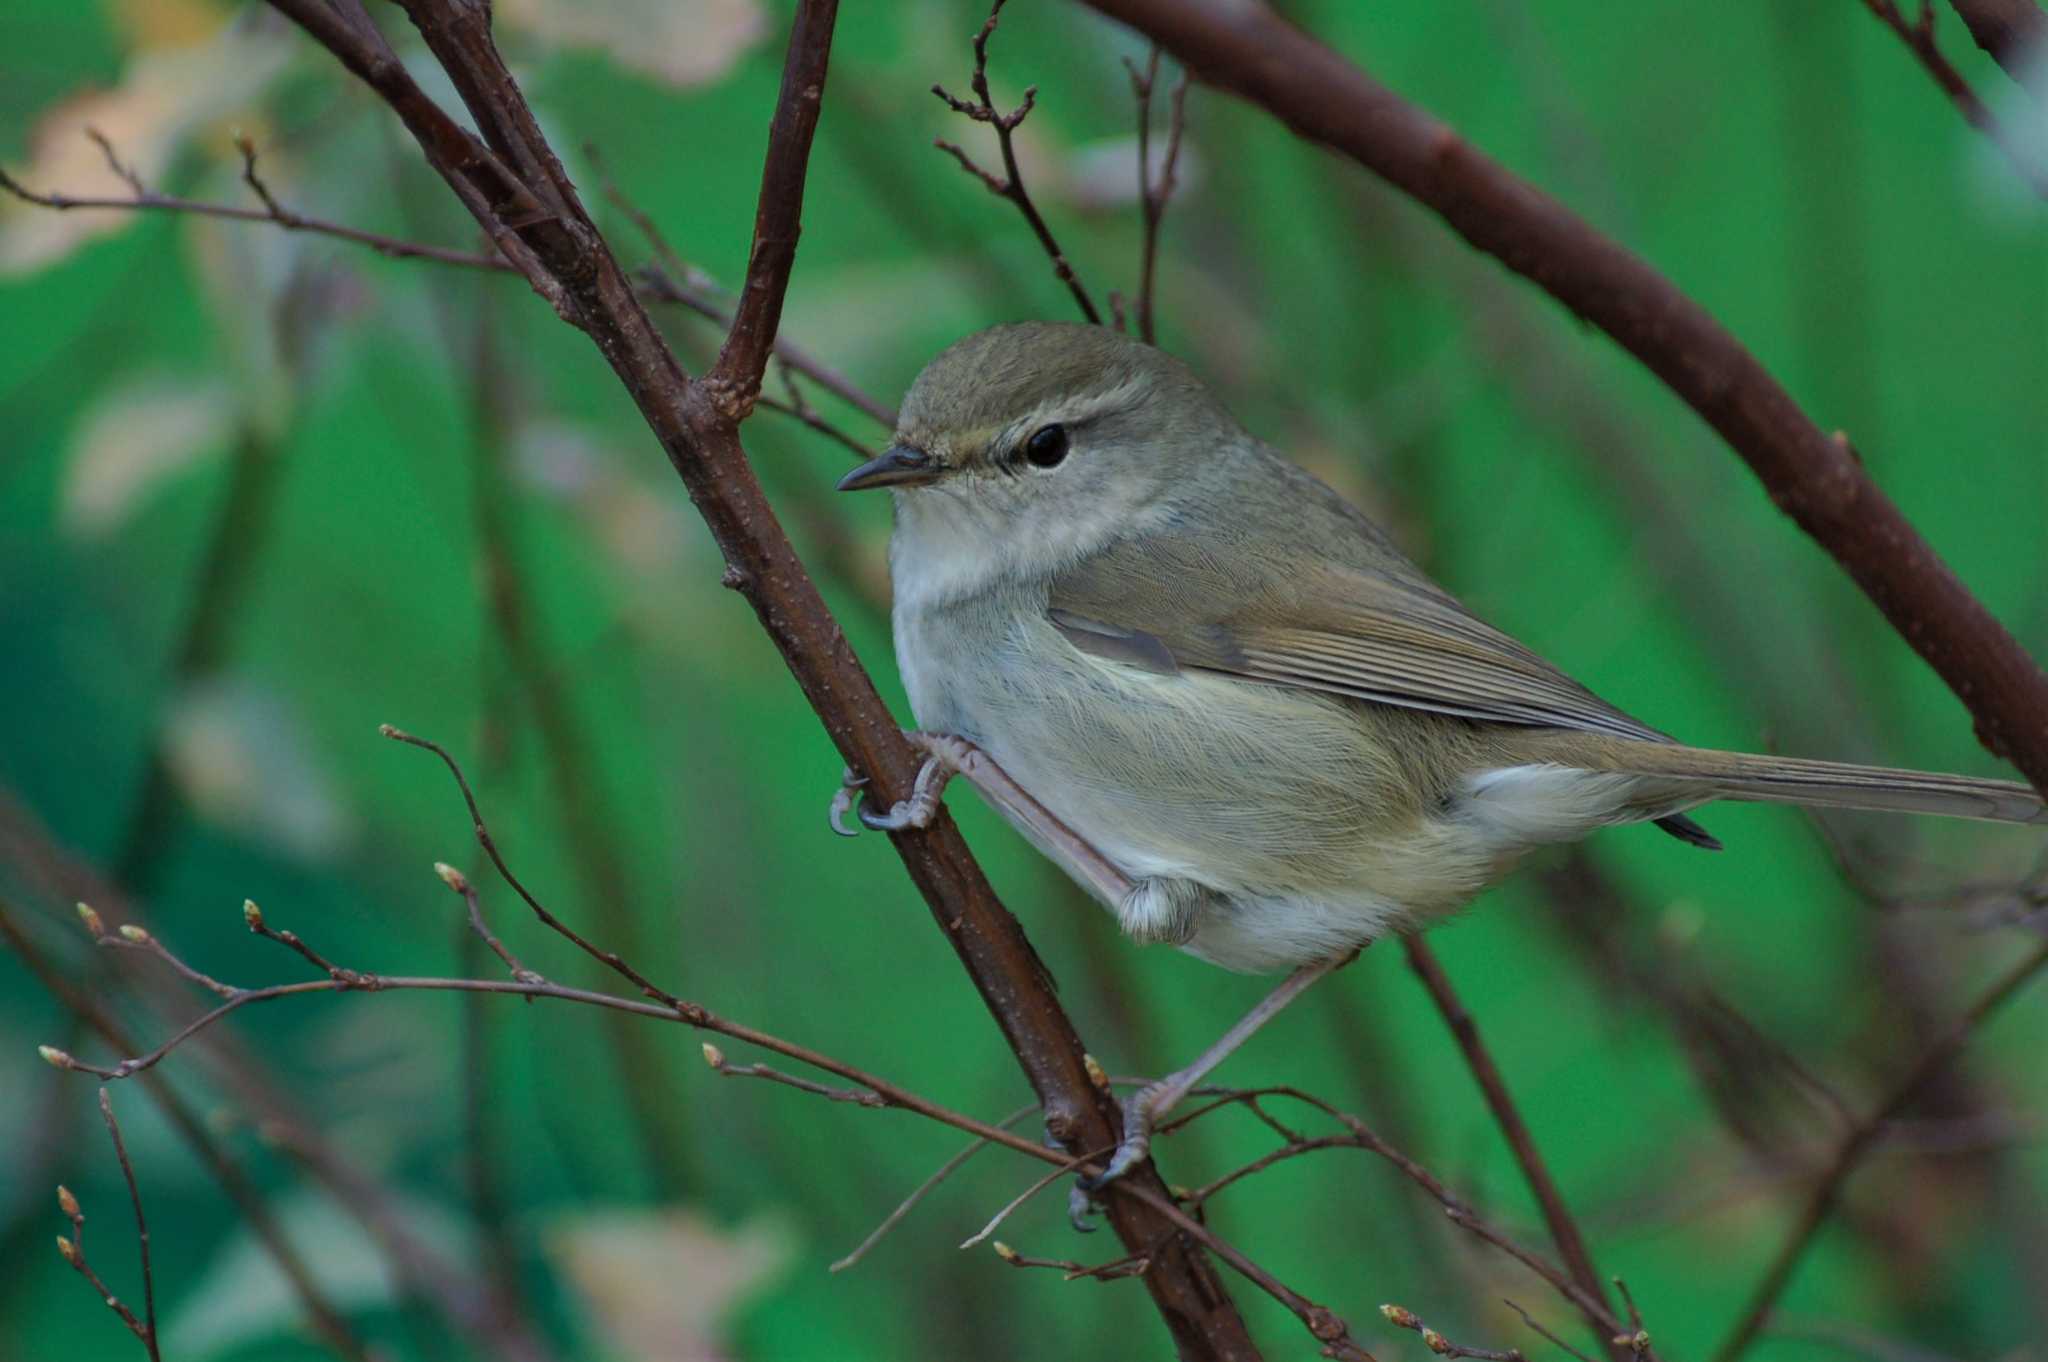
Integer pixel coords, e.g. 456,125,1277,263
837,444,940,492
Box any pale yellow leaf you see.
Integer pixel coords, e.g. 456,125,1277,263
0,22,292,275
547,1206,795,1362
60,372,234,537
497,0,769,89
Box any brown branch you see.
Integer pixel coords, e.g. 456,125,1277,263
49,881,1382,1361
54,1177,156,1359
1505,1301,1601,1362
1125,48,1191,344
1155,1086,1639,1342
1077,0,2048,794
97,1090,160,1362
1402,939,1628,1361
1857,0,2048,196
1712,936,2048,1362
1944,0,2048,85
258,1,1259,1353
0,897,379,1362
932,0,1103,323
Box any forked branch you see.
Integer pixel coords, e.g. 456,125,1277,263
932,0,1103,323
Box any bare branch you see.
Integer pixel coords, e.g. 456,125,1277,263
1078,0,2048,794
1125,48,1191,343
98,1091,161,1362
1380,1303,1525,1361
1712,937,2048,1362
1403,939,1628,1360
831,1100,1043,1271
932,0,1103,323
52,1095,162,1361
990,1239,1153,1282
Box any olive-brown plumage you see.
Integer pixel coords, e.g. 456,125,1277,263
841,322,2043,973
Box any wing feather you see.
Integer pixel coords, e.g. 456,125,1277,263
1047,522,1667,744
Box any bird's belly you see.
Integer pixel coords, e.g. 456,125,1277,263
897,604,1508,969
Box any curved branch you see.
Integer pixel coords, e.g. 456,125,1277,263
263,1,1257,1355
1078,0,2048,794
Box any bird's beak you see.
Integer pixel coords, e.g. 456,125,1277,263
837,444,940,492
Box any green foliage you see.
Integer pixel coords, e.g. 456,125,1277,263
1,1,2043,1359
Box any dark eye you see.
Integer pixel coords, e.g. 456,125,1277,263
1024,423,1069,469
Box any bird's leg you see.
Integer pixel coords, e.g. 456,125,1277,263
832,735,1141,905
1081,949,1361,1192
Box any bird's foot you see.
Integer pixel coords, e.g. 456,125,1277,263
1078,1075,1175,1193
828,733,975,836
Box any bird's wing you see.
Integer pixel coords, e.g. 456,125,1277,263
1046,524,1669,744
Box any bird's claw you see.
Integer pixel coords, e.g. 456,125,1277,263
828,769,868,838
1077,1081,1166,1195
829,743,962,836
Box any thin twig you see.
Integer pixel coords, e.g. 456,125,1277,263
703,1041,888,1106
1712,937,2048,1362
932,0,1103,323
832,1101,1044,1271
0,134,899,434
41,888,1377,1358
1124,48,1190,343
379,726,684,1008
1504,1301,1600,1362
990,1239,1153,1282
98,1090,161,1362
959,1147,1107,1248
1404,938,1627,1359
1380,1303,1526,1361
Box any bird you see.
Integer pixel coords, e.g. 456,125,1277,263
833,320,2044,1186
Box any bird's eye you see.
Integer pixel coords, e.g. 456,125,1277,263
1023,423,1069,469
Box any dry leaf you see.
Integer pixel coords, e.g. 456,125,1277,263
497,0,768,89
0,21,292,275
547,1205,795,1362
60,372,234,537
164,675,357,861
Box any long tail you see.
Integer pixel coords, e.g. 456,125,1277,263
1587,740,2046,826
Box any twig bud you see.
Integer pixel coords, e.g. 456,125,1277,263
75,903,105,938
433,862,470,894
377,723,401,739
701,1043,726,1070
38,1045,74,1070
1613,1331,1651,1353
1081,1052,1109,1089
56,1234,78,1265
242,899,264,930
57,1185,80,1219
117,924,150,943
991,1240,1019,1262
1422,1328,1452,1354
1380,1305,1419,1329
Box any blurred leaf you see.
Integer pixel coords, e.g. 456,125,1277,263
163,1189,470,1356
546,1206,796,1362
0,18,292,275
164,675,358,861
60,370,234,537
1063,134,1203,214
497,0,769,89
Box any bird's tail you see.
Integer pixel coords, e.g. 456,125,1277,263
1584,740,2046,826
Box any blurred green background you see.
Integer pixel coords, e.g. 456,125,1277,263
3,1,2045,1359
